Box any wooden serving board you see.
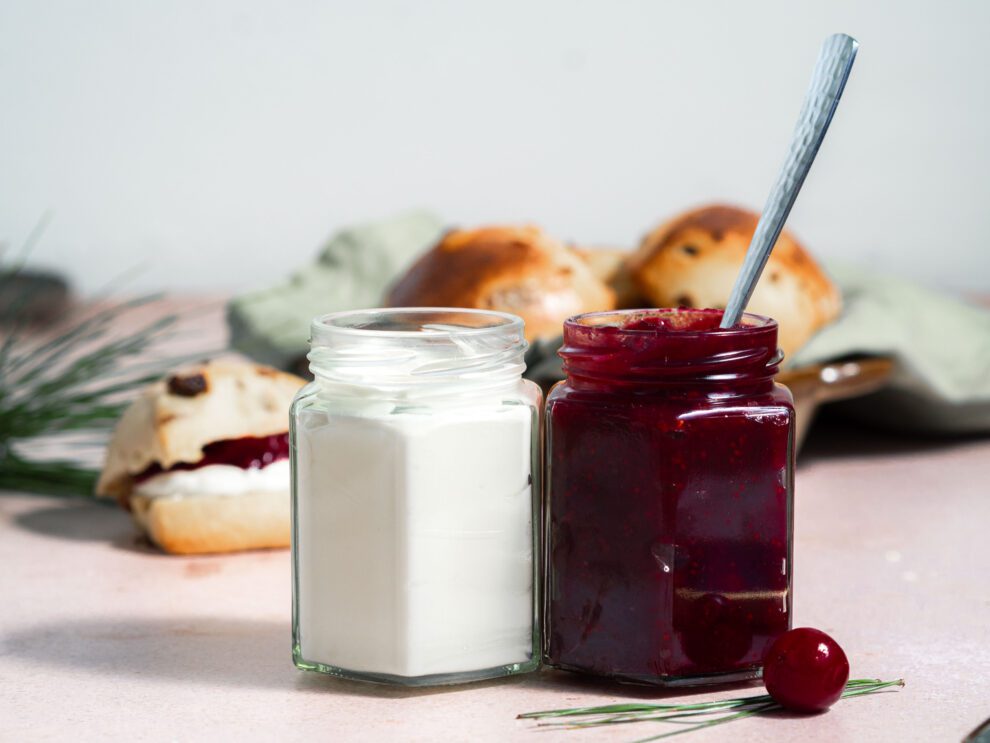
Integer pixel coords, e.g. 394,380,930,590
779,356,894,449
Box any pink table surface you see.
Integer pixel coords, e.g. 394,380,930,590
2,296,989,741
2,420,988,742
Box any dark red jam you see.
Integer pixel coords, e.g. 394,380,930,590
133,433,290,484
545,308,794,685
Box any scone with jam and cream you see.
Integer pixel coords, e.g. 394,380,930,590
96,360,305,555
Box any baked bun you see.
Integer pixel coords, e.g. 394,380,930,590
97,360,305,554
571,246,643,309
385,225,616,341
627,204,841,359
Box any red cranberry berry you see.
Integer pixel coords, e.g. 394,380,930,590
763,628,850,712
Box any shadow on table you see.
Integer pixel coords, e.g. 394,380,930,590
1,616,291,690
1,614,764,702
0,615,522,699
799,413,987,466
12,500,161,555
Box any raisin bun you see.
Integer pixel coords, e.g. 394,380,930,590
96,360,305,555
627,204,841,359
570,246,643,309
385,225,616,341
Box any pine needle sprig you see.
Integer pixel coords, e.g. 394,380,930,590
2,294,165,383
0,247,192,497
519,678,904,741
0,455,107,497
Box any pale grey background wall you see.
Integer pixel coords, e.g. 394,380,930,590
1,0,988,295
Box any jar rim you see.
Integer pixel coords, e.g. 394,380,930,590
559,307,782,389
565,308,777,337
312,307,524,344
307,308,528,397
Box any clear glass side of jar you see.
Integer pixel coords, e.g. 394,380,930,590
545,308,794,686
291,308,542,685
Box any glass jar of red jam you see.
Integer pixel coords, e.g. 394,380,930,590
545,308,794,686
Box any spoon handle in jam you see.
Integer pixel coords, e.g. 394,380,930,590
721,33,858,329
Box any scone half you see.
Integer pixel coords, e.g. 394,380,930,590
97,360,305,554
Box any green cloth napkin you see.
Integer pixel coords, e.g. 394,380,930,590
789,263,990,434
228,214,990,434
228,210,445,368
528,263,990,434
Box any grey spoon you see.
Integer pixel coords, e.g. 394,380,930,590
720,33,859,328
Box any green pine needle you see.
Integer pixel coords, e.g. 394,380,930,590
0,232,199,497
519,678,904,741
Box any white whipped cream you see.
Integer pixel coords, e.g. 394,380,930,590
135,460,290,500
295,405,534,678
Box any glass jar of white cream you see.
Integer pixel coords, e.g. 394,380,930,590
291,308,541,685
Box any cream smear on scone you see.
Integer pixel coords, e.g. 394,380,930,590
134,460,290,500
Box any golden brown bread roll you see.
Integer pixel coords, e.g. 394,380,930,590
627,204,841,359
385,225,616,341
97,360,306,555
570,246,644,309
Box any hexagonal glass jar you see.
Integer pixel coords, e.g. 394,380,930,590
291,308,541,685
544,308,794,686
